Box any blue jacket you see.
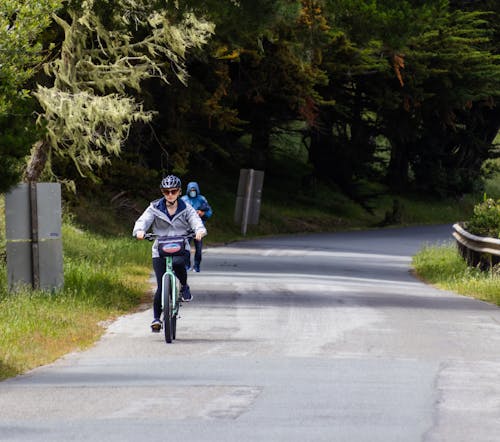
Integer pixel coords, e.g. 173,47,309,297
181,182,212,222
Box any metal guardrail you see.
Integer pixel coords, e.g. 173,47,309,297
452,223,500,270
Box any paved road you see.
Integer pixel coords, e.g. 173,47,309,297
1,225,500,441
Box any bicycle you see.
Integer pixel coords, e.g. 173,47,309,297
144,233,191,343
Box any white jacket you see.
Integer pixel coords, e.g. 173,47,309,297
133,198,207,258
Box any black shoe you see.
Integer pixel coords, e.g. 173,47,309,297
180,285,193,302
193,263,200,272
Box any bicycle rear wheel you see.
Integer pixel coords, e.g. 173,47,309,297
163,278,174,343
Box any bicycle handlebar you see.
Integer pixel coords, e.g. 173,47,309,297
143,232,195,242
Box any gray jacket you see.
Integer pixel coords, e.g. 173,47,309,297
133,198,207,258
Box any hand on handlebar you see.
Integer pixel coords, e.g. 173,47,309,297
136,230,146,240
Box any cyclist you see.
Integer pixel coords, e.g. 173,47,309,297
181,181,212,272
133,175,207,332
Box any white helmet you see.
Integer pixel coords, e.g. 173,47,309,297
160,175,181,189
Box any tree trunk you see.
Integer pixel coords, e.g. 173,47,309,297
249,110,271,170
386,139,410,191
309,108,353,189
23,139,50,183
309,115,334,180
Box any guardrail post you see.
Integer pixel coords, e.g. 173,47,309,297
452,223,500,271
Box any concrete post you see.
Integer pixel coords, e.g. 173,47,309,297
5,183,63,291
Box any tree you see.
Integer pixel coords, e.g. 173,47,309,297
307,0,500,196
23,0,214,186
382,3,500,194
40,0,497,199
0,0,62,192
158,0,326,173
306,0,389,193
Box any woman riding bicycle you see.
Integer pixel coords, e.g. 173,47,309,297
133,175,207,332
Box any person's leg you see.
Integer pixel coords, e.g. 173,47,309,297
185,241,192,270
173,255,192,300
193,238,202,271
152,257,166,319
172,255,187,286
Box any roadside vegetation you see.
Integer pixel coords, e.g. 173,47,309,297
0,202,152,380
413,167,500,307
1,173,497,381
413,245,500,306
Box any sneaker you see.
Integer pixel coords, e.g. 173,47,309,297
193,263,200,273
180,285,193,302
151,318,161,332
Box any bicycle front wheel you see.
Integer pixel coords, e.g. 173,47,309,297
163,277,174,343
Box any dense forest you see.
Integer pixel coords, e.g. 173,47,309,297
1,0,499,206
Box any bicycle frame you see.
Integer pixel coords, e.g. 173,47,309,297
162,254,181,342
142,232,192,343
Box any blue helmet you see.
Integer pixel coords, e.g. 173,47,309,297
160,175,181,189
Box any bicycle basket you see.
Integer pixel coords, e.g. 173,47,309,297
157,236,186,257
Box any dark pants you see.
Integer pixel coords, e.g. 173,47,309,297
152,255,187,319
186,239,203,268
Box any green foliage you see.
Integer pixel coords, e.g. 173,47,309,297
484,177,500,201
0,0,62,116
0,0,62,191
481,157,500,199
163,0,329,173
0,99,41,192
481,158,500,179
301,1,500,197
465,196,500,238
26,0,215,183
2,0,500,202
36,89,152,180
383,5,500,195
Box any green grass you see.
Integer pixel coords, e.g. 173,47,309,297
412,243,500,306
0,217,152,380
0,289,107,379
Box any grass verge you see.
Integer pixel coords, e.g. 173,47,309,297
412,243,500,306
0,219,152,381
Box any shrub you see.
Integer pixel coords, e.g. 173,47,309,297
465,196,500,239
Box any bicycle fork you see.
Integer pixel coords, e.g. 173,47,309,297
161,258,180,318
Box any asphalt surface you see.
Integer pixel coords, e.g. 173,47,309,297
1,224,500,441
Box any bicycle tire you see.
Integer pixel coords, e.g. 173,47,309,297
172,315,177,340
163,277,174,343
